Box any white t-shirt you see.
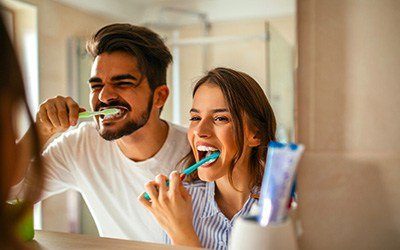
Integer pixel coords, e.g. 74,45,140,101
26,121,189,242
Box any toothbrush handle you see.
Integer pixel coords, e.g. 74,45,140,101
78,111,95,118
143,174,187,200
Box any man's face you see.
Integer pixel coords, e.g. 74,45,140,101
88,51,154,140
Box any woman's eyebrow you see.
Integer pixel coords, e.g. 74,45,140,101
189,108,229,113
212,108,229,113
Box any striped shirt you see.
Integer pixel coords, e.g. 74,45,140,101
164,180,258,250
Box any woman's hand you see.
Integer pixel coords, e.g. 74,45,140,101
138,171,201,247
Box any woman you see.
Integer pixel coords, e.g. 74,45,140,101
139,67,276,249
0,14,43,249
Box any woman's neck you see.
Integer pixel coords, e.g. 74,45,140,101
214,166,251,220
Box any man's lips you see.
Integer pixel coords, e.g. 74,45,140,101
99,106,128,122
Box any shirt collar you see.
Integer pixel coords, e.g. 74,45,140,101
200,182,259,219
201,182,219,218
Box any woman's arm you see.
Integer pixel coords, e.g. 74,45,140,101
138,171,202,247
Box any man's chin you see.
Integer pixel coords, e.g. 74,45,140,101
96,123,144,141
98,129,124,141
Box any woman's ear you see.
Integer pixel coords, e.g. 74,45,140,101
247,129,262,148
153,85,169,108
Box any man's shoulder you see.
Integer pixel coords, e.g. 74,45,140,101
166,122,189,148
47,121,100,147
168,122,187,135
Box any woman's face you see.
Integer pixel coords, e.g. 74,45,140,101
187,82,256,182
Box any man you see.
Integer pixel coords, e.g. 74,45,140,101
12,24,190,243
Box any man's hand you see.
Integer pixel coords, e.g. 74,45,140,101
36,96,85,147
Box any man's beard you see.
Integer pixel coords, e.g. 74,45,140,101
98,95,153,141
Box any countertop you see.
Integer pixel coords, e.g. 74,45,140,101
28,230,201,250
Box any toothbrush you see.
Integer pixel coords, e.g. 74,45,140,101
78,108,120,118
143,151,220,200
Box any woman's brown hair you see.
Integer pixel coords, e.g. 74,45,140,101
0,14,43,249
184,67,276,191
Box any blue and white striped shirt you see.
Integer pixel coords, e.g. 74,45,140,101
164,180,258,250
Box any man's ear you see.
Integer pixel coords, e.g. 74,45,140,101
153,85,169,108
247,130,262,148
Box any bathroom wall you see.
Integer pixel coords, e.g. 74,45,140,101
297,0,400,249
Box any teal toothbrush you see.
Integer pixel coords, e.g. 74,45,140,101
144,151,220,200
78,108,120,118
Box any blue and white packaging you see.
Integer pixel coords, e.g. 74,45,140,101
258,141,304,226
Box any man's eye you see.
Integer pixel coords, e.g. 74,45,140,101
189,116,201,121
117,82,135,87
90,84,103,90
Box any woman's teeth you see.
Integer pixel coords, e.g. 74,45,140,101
197,145,218,152
197,145,219,160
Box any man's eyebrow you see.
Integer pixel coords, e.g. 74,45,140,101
189,108,229,113
88,74,138,83
88,77,102,83
111,74,138,82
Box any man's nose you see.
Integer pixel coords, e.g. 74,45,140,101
98,84,117,103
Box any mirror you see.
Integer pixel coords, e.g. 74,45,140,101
66,1,296,235
5,0,295,238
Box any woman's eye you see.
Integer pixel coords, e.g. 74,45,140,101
214,116,229,122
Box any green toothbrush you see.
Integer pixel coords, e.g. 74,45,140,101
78,108,120,118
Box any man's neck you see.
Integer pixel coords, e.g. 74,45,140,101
116,119,169,162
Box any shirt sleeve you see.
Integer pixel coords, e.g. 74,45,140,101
10,128,81,202
39,130,81,199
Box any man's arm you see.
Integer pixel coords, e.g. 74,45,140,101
11,96,84,186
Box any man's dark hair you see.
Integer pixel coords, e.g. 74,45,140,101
86,23,172,91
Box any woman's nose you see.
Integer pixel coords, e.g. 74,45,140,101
194,119,212,138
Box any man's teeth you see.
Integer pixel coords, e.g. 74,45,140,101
104,110,123,119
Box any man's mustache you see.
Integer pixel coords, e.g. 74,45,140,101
95,101,131,111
